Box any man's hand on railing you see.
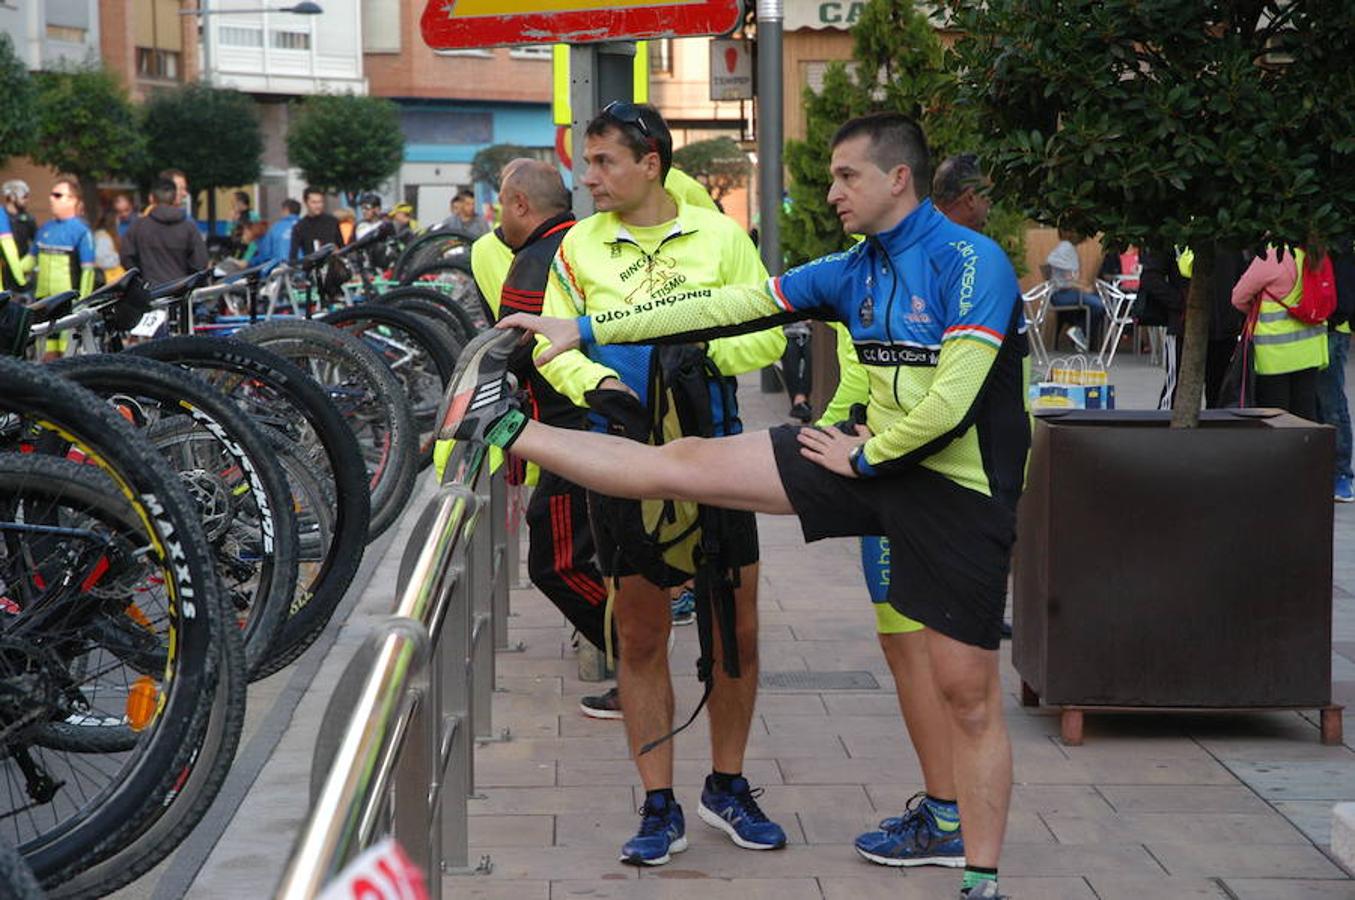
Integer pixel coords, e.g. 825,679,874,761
497,313,579,365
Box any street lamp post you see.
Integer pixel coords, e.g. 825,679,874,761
180,1,322,87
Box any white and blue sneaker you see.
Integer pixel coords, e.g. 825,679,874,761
671,587,696,626
620,793,687,866
698,775,787,850
1335,474,1354,503
856,792,965,867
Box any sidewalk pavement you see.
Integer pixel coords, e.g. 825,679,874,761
123,350,1355,899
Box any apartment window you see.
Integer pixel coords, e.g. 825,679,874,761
362,0,401,53
219,26,263,47
46,24,87,43
649,39,672,74
272,30,311,51
137,47,181,80
509,45,552,61
401,109,493,145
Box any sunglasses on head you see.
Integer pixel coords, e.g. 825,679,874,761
601,100,651,136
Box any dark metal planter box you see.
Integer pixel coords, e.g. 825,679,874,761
1013,409,1344,744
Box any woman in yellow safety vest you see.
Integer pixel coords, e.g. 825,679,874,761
1231,247,1327,420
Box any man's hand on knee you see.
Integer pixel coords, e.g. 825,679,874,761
797,423,870,477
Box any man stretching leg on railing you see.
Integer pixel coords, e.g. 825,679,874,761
442,113,1027,900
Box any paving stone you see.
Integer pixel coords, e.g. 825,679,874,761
1271,799,1338,846
469,786,640,816
441,880,551,899
551,877,824,899
1042,812,1308,845
469,815,555,847
474,758,558,787
557,758,784,787
1223,879,1355,899
1096,784,1272,814
1084,876,1228,899
1146,842,1345,878
1225,760,1355,802
995,842,1165,876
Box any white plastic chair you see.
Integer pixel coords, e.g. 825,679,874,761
1022,280,1052,367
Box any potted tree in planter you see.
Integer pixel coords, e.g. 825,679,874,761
944,0,1355,743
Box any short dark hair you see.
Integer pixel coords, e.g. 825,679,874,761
453,188,475,204
931,153,985,207
282,198,301,215
831,113,932,200
585,102,673,180
233,190,251,206
152,178,178,206
158,168,186,186
302,186,324,201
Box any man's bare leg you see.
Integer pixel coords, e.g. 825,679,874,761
926,629,1011,869
707,563,760,775
613,575,676,791
508,423,795,514
879,631,956,798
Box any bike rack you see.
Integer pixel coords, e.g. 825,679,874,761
276,442,513,899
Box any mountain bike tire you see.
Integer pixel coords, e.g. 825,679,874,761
0,838,42,899
0,363,224,884
127,337,370,675
398,260,489,331
378,293,473,346
378,284,479,343
235,319,418,542
50,353,299,681
391,228,473,283
321,305,459,471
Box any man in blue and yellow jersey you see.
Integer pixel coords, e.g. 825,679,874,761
451,113,1028,900
31,176,95,302
531,102,786,867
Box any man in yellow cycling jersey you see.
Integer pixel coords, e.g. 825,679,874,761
531,102,786,867
452,113,1028,900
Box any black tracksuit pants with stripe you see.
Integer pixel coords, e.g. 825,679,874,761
525,469,610,652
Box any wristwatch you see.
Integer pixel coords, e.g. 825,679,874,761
848,444,871,477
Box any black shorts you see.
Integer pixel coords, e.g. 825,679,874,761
588,492,759,589
769,425,1015,650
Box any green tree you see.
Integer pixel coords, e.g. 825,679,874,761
672,137,752,204
781,0,1025,270
286,93,404,206
0,33,36,166
945,0,1355,425
31,63,145,217
142,83,263,231
471,143,535,192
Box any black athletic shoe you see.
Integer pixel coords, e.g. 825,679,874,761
789,401,813,423
1000,620,1013,640
437,328,526,447
580,687,623,720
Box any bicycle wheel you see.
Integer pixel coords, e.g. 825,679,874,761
235,319,419,541
379,285,479,343
0,358,224,885
378,293,474,345
399,260,489,331
0,838,42,899
50,353,299,681
391,228,473,282
321,305,459,471
127,337,369,675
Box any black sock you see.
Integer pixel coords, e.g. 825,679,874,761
708,770,742,792
645,787,676,809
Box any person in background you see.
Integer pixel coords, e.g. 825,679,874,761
782,323,813,422
112,192,138,240
1133,247,1188,409
157,168,191,220
0,184,30,293
390,202,419,239
1230,246,1327,420
254,199,301,266
355,193,384,240
3,180,36,268
1318,249,1355,502
335,207,356,245
289,187,345,261
31,176,95,358
237,219,270,264
443,188,489,239
930,153,993,232
92,210,124,285
228,190,257,255
1045,228,1105,351
121,177,208,286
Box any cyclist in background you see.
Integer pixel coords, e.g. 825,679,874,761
31,176,95,358
2,180,35,291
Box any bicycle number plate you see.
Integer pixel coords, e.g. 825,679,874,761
130,309,169,338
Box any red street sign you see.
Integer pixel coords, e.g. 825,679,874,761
421,0,745,50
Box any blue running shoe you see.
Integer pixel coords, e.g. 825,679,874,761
671,587,696,626
620,794,687,866
698,776,787,850
1336,474,1354,503
856,792,965,868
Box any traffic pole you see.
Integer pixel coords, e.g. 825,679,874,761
756,0,784,276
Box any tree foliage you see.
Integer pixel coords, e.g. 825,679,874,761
672,137,752,203
781,0,1025,270
471,144,535,192
31,63,144,210
142,83,262,195
945,0,1355,424
286,93,404,205
0,33,36,166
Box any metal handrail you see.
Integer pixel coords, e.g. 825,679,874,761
277,442,510,898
